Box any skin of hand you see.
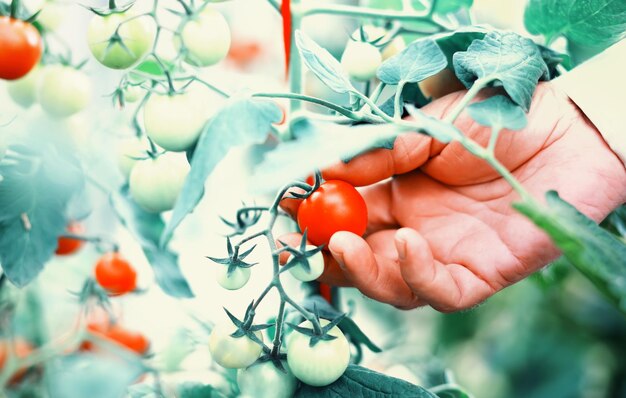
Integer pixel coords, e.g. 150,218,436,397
279,82,626,312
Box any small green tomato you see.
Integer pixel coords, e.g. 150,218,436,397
209,323,263,369
6,66,40,108
176,8,231,67
341,41,382,82
215,266,251,290
287,245,325,282
237,360,298,398
116,137,146,179
38,65,92,118
129,152,189,213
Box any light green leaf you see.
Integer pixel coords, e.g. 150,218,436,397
453,31,549,111
160,95,282,247
515,191,626,312
295,30,357,94
432,384,474,398
377,39,448,85
295,365,436,397
467,95,527,130
434,0,473,14
524,0,626,47
111,187,193,298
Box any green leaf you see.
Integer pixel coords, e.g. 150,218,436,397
379,83,430,116
377,39,448,85
46,353,144,398
431,384,474,398
178,382,224,398
524,0,626,47
0,145,84,286
514,192,626,312
433,0,473,14
435,28,486,69
128,59,176,84
295,30,357,94
160,96,281,247
537,45,571,79
466,95,527,130
295,365,436,397
111,187,193,298
453,31,549,111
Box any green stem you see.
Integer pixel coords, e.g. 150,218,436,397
108,0,116,10
394,81,406,119
369,82,386,104
444,77,492,124
487,126,501,153
254,92,358,119
271,300,286,353
190,77,230,98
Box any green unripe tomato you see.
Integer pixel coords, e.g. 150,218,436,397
143,91,207,152
176,8,231,67
116,137,146,179
88,12,153,69
287,319,350,387
6,66,40,108
215,266,251,290
341,41,382,82
129,152,189,213
237,361,298,398
209,323,263,369
287,245,325,282
38,65,92,118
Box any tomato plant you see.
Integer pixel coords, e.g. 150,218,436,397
208,322,264,369
0,15,42,80
38,65,92,118
94,252,137,296
297,180,368,246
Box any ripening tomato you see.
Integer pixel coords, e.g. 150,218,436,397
297,180,368,246
38,65,92,118
287,319,350,387
55,222,85,256
85,322,150,355
176,7,231,67
94,252,137,295
129,152,190,213
87,11,153,69
0,16,43,80
0,338,34,384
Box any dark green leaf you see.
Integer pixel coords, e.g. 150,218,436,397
379,83,430,116
466,95,527,130
537,45,571,79
453,31,549,111
377,39,447,85
435,28,486,69
178,382,224,398
433,0,473,14
295,365,436,397
515,191,626,311
431,384,474,398
295,30,356,94
160,96,281,247
524,0,626,47
111,187,193,298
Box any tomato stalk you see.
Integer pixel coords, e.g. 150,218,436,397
9,0,19,19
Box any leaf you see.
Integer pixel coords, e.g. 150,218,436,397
379,83,430,116
433,0,473,14
295,365,437,397
128,59,176,84
160,96,282,247
377,39,448,85
431,385,474,398
453,31,549,111
435,28,486,68
514,192,626,312
111,187,193,298
295,30,356,94
0,145,84,286
537,45,571,80
466,95,527,131
178,382,224,398
524,0,626,47
46,353,145,398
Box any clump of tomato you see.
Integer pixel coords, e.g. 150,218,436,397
83,321,150,355
0,338,34,384
297,180,368,246
0,16,42,80
55,222,85,256
94,252,137,296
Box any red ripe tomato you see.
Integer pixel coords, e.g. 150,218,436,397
94,252,137,296
227,40,261,68
297,180,367,246
84,322,150,355
0,338,33,384
55,222,85,255
0,17,43,80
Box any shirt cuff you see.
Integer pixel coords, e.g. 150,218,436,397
553,39,626,167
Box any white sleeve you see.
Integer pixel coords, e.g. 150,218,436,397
553,39,626,166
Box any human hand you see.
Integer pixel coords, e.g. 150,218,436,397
279,83,626,312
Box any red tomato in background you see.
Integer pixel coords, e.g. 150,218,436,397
227,40,262,68
0,338,34,384
94,252,137,296
83,322,150,355
0,17,42,80
297,180,368,246
55,222,85,255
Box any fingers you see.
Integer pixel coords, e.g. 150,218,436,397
328,231,423,309
394,228,495,312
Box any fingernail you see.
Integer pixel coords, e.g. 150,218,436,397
396,238,407,260
330,248,346,270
